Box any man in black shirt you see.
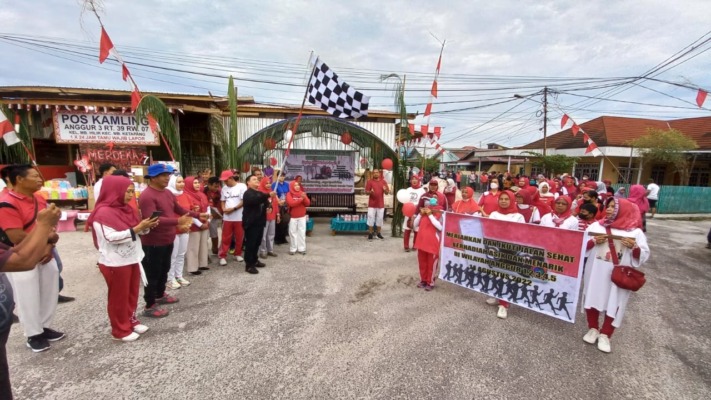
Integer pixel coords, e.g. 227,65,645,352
242,174,275,274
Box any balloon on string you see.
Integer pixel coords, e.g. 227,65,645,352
381,158,393,170
396,189,411,204
360,158,367,167
402,202,416,217
264,137,276,150
242,161,251,173
341,132,352,145
270,157,278,166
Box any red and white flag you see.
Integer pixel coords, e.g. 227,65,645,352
0,111,21,146
99,28,117,64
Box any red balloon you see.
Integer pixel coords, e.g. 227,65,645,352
402,202,416,218
360,158,367,166
264,138,277,150
270,157,278,166
381,158,393,170
341,132,352,145
242,161,251,173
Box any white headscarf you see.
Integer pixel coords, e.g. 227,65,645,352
167,175,183,195
538,181,554,197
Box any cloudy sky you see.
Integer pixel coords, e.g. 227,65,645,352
1,0,709,148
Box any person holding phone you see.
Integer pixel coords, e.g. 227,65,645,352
88,176,159,341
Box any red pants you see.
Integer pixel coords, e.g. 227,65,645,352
417,250,437,285
403,230,417,250
585,308,616,337
219,221,243,258
99,264,141,339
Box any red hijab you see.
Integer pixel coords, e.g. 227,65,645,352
86,176,139,249
496,190,519,215
530,189,552,215
258,177,272,194
602,198,642,231
627,184,649,214
289,180,303,196
551,195,573,227
515,189,536,222
452,187,480,214
410,177,422,189
183,176,209,210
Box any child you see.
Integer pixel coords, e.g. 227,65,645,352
413,197,444,291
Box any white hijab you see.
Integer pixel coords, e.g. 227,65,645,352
167,175,183,195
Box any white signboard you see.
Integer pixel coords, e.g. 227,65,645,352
53,110,159,145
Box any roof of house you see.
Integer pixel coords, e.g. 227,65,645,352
519,116,711,150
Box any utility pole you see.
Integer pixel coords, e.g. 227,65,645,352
542,86,548,156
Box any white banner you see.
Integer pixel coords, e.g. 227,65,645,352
53,110,159,145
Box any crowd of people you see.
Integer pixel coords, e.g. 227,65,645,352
405,170,652,354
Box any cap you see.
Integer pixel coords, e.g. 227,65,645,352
219,169,235,181
146,163,174,178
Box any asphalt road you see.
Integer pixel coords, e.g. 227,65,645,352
6,217,711,399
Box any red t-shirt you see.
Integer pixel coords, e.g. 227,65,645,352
478,191,501,215
365,179,388,208
0,190,46,234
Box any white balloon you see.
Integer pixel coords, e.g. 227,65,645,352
284,129,294,143
396,189,410,204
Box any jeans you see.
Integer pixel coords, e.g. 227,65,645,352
141,244,174,308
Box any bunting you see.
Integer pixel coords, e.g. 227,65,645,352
560,113,603,157
697,89,708,108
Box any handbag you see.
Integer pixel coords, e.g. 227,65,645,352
606,227,646,291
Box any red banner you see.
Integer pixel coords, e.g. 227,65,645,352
80,144,149,173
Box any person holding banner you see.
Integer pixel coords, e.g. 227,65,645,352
413,197,444,291
582,198,649,353
365,169,390,241
515,189,541,224
485,190,524,319
417,179,447,216
88,176,158,341
478,178,501,217
403,175,426,252
540,196,578,230
451,187,480,215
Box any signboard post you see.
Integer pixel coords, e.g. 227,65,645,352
53,110,160,145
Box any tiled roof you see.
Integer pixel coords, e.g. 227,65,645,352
518,116,711,150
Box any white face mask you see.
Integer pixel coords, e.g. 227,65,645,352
490,183,499,190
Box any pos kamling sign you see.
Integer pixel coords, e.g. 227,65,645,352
439,213,586,323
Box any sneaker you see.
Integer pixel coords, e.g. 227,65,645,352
404,248,410,253
267,252,278,257
167,280,181,290
424,284,434,291
255,261,266,268
416,281,427,289
259,253,267,259
583,328,600,344
26,335,50,352
143,304,169,318
376,233,384,240
235,255,244,262
199,266,210,271
176,277,191,286
57,294,76,303
597,334,612,353
189,271,202,276
133,324,149,334
368,233,373,241
245,266,259,274
114,332,140,342
486,297,499,306
497,305,508,319
298,251,306,255
41,328,66,342
156,294,179,304
219,258,227,266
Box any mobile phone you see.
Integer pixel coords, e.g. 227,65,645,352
150,211,163,220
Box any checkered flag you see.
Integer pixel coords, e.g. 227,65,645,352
307,60,370,119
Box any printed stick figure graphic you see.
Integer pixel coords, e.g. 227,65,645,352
541,289,559,315
463,267,476,288
556,292,573,320
518,284,531,306
529,285,543,310
443,261,454,280
454,264,465,285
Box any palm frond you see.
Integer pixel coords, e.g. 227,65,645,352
227,76,239,169
0,106,31,164
135,95,181,163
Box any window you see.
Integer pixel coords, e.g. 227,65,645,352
574,163,599,181
689,167,710,187
650,165,665,184
617,163,639,184
530,166,544,177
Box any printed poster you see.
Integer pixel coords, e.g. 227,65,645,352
284,150,355,194
439,213,586,323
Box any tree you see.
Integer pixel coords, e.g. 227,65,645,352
522,152,578,177
627,128,698,185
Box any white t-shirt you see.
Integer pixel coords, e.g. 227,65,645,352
489,212,525,223
402,186,426,230
221,183,247,222
93,178,104,201
646,183,660,200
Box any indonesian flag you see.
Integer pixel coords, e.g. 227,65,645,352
99,28,116,64
697,89,708,108
0,111,21,146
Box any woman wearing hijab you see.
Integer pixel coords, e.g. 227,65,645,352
413,197,444,291
478,178,502,217
582,198,649,353
561,176,578,198
539,195,578,230
530,189,552,216
403,175,426,252
183,176,210,275
515,189,541,224
626,184,650,232
595,181,608,202
517,176,531,191
88,176,158,341
259,176,280,258
614,187,627,199
485,190,524,318
443,178,457,211
451,187,480,215
166,175,191,289
286,180,310,255
537,181,558,208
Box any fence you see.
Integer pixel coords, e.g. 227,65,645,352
611,184,711,214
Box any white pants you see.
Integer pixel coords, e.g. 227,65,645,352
168,233,189,281
260,220,276,254
289,216,307,253
185,230,209,273
367,207,384,227
7,258,59,337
